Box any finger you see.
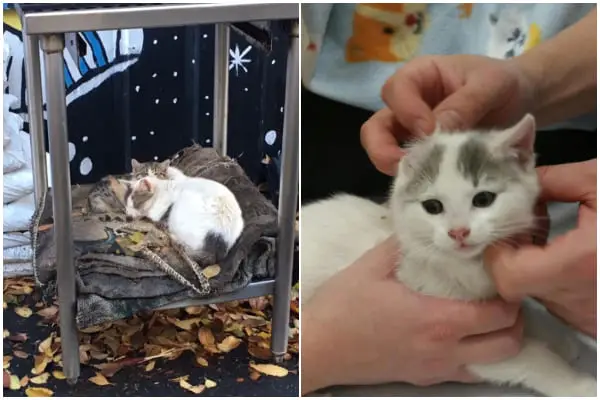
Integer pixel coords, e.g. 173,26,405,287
447,297,520,335
536,160,597,203
360,109,407,176
458,311,524,365
350,236,401,277
484,229,588,301
446,368,483,384
432,76,503,130
381,58,439,136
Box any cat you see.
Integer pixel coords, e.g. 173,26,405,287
300,114,597,396
121,165,244,263
87,158,170,213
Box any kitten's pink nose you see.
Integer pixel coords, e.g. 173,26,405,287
448,227,471,241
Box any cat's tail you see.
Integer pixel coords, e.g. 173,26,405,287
209,214,278,292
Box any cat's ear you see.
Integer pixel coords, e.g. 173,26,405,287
491,114,536,166
131,159,142,170
159,159,171,169
166,166,185,180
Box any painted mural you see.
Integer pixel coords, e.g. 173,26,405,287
3,4,288,203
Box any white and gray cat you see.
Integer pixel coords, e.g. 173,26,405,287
122,165,244,261
301,114,596,396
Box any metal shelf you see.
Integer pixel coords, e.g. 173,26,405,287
18,2,299,385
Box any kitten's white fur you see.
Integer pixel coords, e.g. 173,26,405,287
301,115,596,396
124,166,244,257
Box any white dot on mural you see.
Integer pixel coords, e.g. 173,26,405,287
265,130,277,145
68,142,76,161
280,106,284,113
132,136,137,141
82,136,89,142
192,59,196,64
271,59,276,65
205,112,210,116
203,34,208,39
173,35,178,40
135,85,140,92
154,156,158,161
244,87,248,92
80,157,93,175
155,99,160,104
205,139,211,144
173,71,178,77
149,130,155,136
173,98,178,104
204,95,209,100
152,73,157,78
153,39,158,45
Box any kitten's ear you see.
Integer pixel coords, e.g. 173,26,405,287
492,114,536,165
138,178,154,193
166,166,185,180
159,159,171,169
131,159,142,170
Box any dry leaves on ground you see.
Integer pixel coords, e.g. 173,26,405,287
3,276,300,394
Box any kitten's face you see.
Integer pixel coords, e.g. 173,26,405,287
131,158,170,179
391,114,540,259
123,177,157,218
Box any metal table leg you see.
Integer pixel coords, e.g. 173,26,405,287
40,34,80,385
23,34,48,204
271,20,299,363
213,23,230,156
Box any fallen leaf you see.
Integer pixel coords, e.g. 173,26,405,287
198,327,218,353
217,336,242,353
19,375,29,386
80,323,111,334
145,360,155,372
9,374,21,390
3,329,8,338
7,332,28,342
13,350,29,359
15,306,32,318
205,378,217,388
89,372,112,386
30,372,50,384
52,370,66,380
195,356,208,367
249,371,261,381
167,317,203,331
184,306,205,315
95,358,143,377
37,306,58,320
89,351,108,361
25,387,54,397
38,335,53,356
4,355,12,369
32,355,50,375
250,363,289,377
3,370,9,387
236,377,244,383
179,378,205,394
248,344,272,360
202,264,221,279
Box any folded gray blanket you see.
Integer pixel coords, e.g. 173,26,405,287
31,145,290,328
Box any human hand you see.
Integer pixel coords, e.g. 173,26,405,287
301,237,523,393
361,55,535,175
485,159,597,337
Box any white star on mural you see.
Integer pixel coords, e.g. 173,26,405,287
229,44,252,76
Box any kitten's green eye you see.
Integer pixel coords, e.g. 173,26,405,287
472,191,497,208
422,199,444,215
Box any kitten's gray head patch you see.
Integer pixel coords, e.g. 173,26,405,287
457,138,516,185
405,144,444,195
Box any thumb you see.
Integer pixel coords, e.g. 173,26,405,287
351,236,401,277
433,79,498,130
484,230,583,301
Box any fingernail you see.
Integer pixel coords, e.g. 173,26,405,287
436,110,462,131
414,119,432,136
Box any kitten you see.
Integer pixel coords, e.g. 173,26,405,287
122,166,244,262
87,158,170,213
300,114,596,396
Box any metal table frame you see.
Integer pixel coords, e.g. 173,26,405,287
17,2,299,385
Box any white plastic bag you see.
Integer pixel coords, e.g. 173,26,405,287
3,192,35,232
3,245,33,263
3,150,26,173
3,232,31,248
4,168,34,204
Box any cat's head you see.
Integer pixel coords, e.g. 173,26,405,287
131,158,170,179
390,114,540,259
121,176,161,218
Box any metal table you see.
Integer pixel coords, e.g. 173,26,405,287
17,2,299,385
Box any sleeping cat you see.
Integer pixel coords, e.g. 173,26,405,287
301,114,596,396
122,166,244,262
